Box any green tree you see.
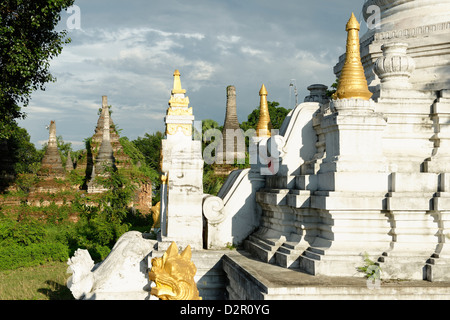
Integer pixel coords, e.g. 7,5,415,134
132,131,164,204
200,119,222,153
40,134,73,168
132,131,164,171
240,101,291,132
72,167,137,261
0,0,74,139
326,79,339,98
7,124,43,174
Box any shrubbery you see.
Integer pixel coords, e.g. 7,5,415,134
0,243,69,271
0,217,69,270
0,128,157,272
0,167,153,270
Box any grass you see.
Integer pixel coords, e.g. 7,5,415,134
0,261,74,300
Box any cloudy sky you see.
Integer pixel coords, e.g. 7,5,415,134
18,0,370,150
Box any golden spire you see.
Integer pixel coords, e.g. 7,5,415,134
256,84,273,137
333,13,372,101
172,69,186,94
166,69,192,136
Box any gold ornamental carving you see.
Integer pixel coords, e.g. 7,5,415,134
166,123,192,136
167,106,192,116
333,13,373,101
148,242,201,300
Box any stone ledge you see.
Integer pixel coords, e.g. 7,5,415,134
223,250,450,300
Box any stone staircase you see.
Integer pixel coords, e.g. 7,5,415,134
245,174,315,270
191,250,228,300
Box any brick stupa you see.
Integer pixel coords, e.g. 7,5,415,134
215,85,245,175
90,96,132,170
38,120,65,179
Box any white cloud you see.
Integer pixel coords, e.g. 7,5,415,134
241,46,265,57
29,106,63,114
217,35,241,43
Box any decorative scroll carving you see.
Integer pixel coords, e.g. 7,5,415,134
202,195,226,225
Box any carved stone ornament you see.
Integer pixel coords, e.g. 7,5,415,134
374,42,415,89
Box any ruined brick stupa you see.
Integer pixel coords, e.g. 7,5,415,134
215,85,245,173
90,96,131,170
87,96,116,193
37,120,65,179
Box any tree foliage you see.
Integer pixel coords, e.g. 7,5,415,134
326,79,339,98
240,101,291,132
132,131,164,172
0,0,74,139
6,123,43,174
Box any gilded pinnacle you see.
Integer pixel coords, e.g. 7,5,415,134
334,13,372,101
256,84,272,137
346,12,360,31
259,83,268,96
172,69,186,94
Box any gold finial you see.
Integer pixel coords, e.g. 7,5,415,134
333,13,372,101
256,84,273,137
148,242,201,300
172,69,186,94
346,12,360,31
166,70,192,136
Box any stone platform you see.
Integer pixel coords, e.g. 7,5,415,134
223,250,450,300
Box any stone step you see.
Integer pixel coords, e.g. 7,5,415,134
275,250,301,269
303,248,322,261
248,235,283,249
307,246,327,256
274,241,309,269
244,239,278,264
265,175,297,189
256,189,290,206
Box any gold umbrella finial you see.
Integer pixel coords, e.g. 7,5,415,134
333,13,372,101
346,12,360,31
172,69,186,95
256,84,272,137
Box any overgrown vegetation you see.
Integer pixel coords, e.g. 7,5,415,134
0,125,157,271
0,166,154,271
